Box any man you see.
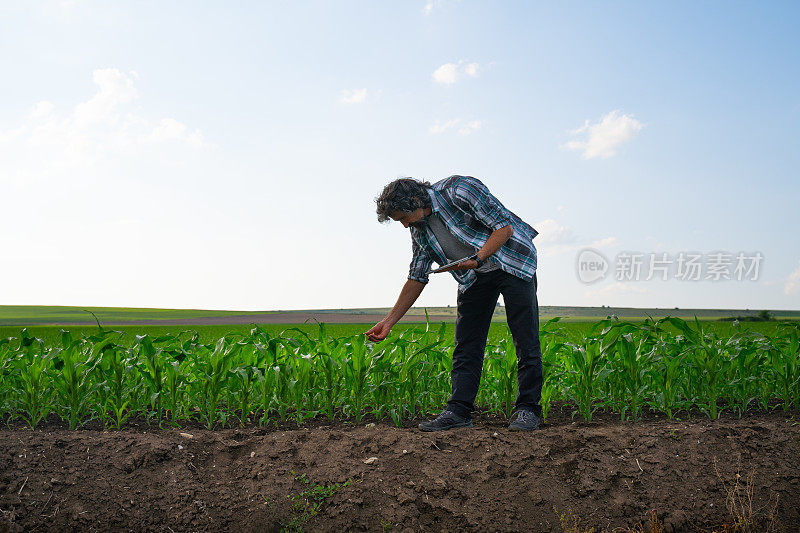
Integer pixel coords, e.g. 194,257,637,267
366,175,543,432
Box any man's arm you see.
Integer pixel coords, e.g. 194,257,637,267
476,225,513,262
367,234,432,342
385,278,426,325
365,279,425,341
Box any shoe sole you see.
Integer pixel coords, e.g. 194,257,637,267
418,420,473,432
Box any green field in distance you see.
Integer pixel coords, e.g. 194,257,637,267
1,320,795,349
1,304,797,327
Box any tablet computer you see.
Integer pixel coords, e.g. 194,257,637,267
427,255,475,275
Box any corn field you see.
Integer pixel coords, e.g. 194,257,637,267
0,317,798,430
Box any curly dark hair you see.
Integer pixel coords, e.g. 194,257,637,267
375,177,433,223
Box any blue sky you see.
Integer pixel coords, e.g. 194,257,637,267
1,1,798,311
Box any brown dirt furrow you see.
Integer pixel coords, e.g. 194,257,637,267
1,412,799,532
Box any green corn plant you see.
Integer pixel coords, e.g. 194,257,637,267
285,374,306,427
428,321,452,414
196,336,242,429
477,342,498,415
163,356,186,424
485,330,519,419
254,366,272,426
385,339,410,427
398,332,444,420
280,328,321,425
411,312,450,417
785,323,800,409
267,338,296,423
223,338,259,426
392,336,413,422
538,371,557,422
244,326,279,425
272,364,291,422
96,342,137,430
345,335,372,424
161,331,198,424
409,350,442,420
601,323,655,421
662,317,728,419
256,334,286,426
291,351,319,426
562,336,606,421
0,338,13,420
369,342,397,421
51,332,102,430
11,330,54,429
726,331,766,417
767,323,800,411
313,322,342,421
229,365,257,426
539,317,569,421
85,320,130,428
135,335,166,419
646,338,685,419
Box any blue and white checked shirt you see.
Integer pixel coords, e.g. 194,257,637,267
408,175,538,293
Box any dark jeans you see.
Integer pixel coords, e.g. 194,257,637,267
446,269,543,419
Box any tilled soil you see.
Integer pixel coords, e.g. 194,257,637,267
1,408,799,532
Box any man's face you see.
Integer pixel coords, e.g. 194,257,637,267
390,208,428,229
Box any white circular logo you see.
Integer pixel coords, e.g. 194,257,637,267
576,248,609,284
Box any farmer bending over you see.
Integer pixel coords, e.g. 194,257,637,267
366,176,542,432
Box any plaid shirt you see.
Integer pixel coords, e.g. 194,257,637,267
408,175,538,293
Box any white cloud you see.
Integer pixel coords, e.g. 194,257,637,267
74,68,139,127
458,120,482,136
429,118,482,136
0,68,229,310
533,218,578,245
142,118,204,147
532,218,617,258
432,63,459,85
432,60,482,85
590,236,619,248
785,260,800,295
0,68,204,175
339,88,367,105
429,119,460,134
561,110,643,159
31,101,55,118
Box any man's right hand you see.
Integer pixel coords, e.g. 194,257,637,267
365,319,393,342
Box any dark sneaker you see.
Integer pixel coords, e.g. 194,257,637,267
508,409,540,431
418,410,473,432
